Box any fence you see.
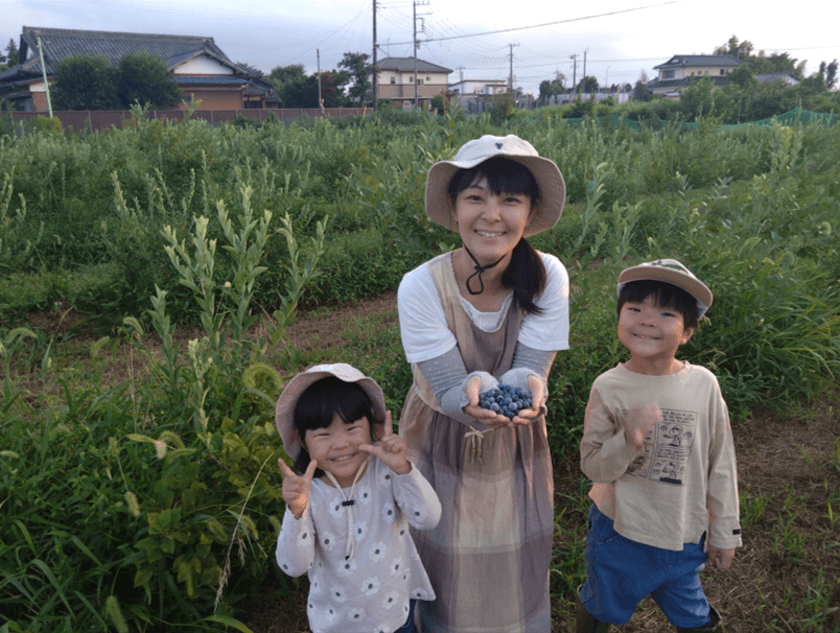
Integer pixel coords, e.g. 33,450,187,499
8,107,369,131
552,106,836,129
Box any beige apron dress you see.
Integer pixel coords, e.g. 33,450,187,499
399,253,554,633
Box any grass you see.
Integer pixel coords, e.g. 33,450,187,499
7,301,838,633
2,115,839,632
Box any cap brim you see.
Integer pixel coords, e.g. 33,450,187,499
618,266,713,315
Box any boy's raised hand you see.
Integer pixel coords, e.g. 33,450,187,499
359,411,411,475
278,459,317,519
624,403,662,451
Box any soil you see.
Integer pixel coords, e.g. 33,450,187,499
10,293,839,632
237,293,840,633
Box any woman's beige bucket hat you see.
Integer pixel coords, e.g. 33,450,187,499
425,134,566,237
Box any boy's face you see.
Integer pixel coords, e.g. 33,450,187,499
618,295,695,374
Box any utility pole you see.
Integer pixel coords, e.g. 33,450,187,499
508,43,519,94
570,54,578,95
317,49,324,115
372,0,378,109
38,36,53,118
413,0,430,109
583,49,587,89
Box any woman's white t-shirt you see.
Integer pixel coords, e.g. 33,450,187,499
398,251,570,364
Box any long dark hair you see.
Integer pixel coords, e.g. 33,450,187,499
293,377,380,477
447,156,546,315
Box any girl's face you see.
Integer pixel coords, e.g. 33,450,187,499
450,176,533,267
302,415,373,488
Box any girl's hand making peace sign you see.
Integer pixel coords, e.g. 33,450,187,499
278,459,318,519
359,411,412,476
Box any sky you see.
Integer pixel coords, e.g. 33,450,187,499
5,0,840,97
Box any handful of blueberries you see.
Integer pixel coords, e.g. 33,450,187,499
478,384,533,418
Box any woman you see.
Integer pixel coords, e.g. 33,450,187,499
397,134,570,633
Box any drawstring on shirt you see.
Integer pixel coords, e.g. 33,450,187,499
464,426,493,464
323,461,367,561
462,245,505,296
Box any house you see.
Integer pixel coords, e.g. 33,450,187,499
449,78,507,113
0,26,277,112
373,57,452,108
756,72,799,86
646,54,746,98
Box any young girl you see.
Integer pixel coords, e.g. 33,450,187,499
275,363,441,633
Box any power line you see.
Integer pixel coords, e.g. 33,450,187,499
386,0,684,46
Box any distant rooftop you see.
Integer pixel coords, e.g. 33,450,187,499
375,57,453,74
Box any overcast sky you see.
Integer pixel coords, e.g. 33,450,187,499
6,0,840,97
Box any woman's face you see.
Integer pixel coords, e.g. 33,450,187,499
450,176,534,267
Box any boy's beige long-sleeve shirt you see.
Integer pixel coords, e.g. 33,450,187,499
580,362,742,551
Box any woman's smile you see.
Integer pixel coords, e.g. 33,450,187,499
451,177,532,268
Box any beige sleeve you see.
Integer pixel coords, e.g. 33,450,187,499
580,385,641,484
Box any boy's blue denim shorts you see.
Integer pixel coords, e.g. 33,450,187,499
580,504,713,628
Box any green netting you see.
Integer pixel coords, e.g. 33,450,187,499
546,107,836,129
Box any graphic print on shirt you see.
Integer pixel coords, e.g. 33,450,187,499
624,408,697,485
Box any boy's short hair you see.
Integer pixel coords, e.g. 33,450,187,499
617,279,701,332
617,259,712,332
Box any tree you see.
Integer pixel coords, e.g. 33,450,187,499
278,74,319,108
728,64,757,90
679,76,716,121
116,52,181,109
319,70,350,107
539,74,566,104
576,76,599,94
714,35,754,59
5,39,19,66
52,54,120,110
52,52,181,111
339,52,371,105
268,65,350,108
819,59,838,90
269,64,307,86
633,71,652,101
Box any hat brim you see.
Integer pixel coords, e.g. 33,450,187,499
618,266,713,316
425,154,566,237
275,364,387,461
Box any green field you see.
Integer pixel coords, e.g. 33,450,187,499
1,109,839,632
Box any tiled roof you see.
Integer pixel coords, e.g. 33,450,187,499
176,77,249,85
375,57,452,74
647,76,731,90
654,55,745,70
16,26,243,76
756,72,799,84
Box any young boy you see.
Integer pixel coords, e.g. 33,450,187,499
578,259,741,633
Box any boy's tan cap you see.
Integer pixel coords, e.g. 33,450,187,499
275,363,386,460
618,259,713,317
425,134,566,237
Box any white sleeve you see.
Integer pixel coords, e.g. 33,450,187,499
517,253,570,352
275,506,315,578
398,265,458,364
392,462,442,531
